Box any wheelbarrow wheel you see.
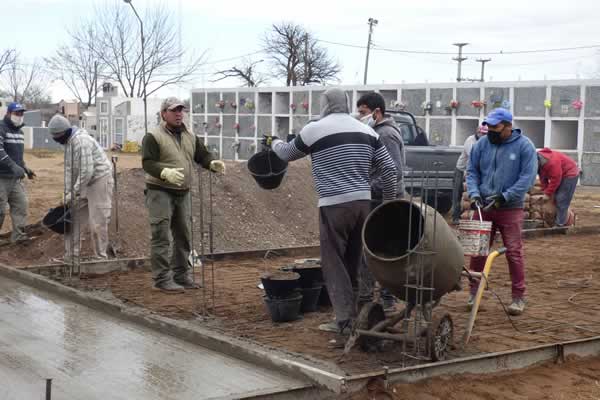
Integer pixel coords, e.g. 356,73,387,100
356,302,386,352
427,311,453,362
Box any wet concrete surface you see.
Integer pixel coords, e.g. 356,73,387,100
0,276,309,399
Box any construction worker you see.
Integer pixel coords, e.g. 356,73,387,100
356,91,405,310
451,124,488,224
142,97,225,293
466,108,537,316
263,88,397,336
48,114,113,261
537,148,579,226
0,102,35,244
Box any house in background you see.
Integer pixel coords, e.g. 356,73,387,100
96,82,163,148
81,106,96,133
57,99,81,126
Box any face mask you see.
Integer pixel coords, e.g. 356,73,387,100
360,113,376,127
52,128,72,145
487,130,503,145
10,115,23,126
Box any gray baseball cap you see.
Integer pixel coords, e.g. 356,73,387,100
161,97,185,111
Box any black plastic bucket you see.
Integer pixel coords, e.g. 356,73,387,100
300,285,323,313
247,150,288,190
263,293,303,322
260,271,300,299
42,205,71,234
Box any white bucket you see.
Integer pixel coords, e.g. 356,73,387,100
458,208,493,257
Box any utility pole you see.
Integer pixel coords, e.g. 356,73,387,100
123,0,147,136
304,33,309,86
363,17,378,85
452,43,469,82
476,58,491,82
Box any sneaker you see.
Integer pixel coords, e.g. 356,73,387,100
508,297,526,316
174,275,201,290
319,319,352,335
152,280,185,294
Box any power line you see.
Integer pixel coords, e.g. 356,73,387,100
318,38,600,56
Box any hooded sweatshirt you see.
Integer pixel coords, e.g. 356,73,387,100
272,88,397,207
0,115,26,178
371,115,405,199
537,148,579,196
466,129,537,209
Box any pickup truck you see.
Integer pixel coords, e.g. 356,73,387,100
388,111,462,214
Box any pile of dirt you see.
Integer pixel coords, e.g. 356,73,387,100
0,159,320,266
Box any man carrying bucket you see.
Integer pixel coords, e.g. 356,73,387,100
262,88,397,336
466,108,537,316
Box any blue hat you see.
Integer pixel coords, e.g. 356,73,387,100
7,102,26,113
483,108,512,126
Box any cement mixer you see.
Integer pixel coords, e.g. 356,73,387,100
344,198,465,362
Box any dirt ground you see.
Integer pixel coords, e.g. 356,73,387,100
0,151,319,265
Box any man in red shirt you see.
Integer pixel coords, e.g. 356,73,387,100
537,148,579,226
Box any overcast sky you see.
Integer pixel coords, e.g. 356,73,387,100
6,0,600,101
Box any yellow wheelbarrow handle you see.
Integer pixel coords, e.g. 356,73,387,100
462,247,507,347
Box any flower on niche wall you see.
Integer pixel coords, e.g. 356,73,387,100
230,101,237,109
471,100,486,109
572,99,583,110
245,100,255,110
216,100,225,110
234,122,240,130
544,100,552,109
449,100,459,109
290,103,297,111
302,101,309,110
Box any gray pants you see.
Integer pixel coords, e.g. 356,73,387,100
0,177,28,242
145,188,192,284
555,176,578,226
65,174,113,258
451,168,465,222
319,200,371,323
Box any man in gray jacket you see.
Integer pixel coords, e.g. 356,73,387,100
48,114,113,260
0,102,35,243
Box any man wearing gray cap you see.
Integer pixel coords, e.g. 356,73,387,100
48,114,113,260
142,97,225,293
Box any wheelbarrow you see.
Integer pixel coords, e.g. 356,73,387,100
344,199,505,362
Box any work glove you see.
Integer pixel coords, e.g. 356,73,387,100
209,160,226,174
541,194,551,202
24,167,36,180
260,135,279,148
160,167,185,186
484,194,506,210
470,196,484,210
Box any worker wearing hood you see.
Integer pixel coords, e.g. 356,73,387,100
263,88,397,337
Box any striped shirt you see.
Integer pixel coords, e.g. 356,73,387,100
0,117,26,178
65,128,112,196
272,113,397,207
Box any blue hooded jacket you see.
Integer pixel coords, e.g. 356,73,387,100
466,129,537,209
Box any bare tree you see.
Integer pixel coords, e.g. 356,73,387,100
2,54,51,107
263,22,340,86
45,27,104,108
211,58,267,87
88,2,205,98
0,49,16,76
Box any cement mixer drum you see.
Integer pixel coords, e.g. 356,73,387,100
362,199,464,304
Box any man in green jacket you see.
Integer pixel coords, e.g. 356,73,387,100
142,97,225,293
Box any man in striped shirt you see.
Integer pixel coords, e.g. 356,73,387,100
264,88,397,335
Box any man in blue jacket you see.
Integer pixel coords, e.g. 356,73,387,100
466,108,537,316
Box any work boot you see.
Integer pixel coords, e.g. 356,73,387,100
319,319,352,335
152,280,185,294
174,275,201,290
318,320,339,333
508,297,526,316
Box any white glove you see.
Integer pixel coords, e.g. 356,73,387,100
209,160,226,174
542,194,551,201
160,167,185,186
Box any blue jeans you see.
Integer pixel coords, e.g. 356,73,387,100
555,176,578,226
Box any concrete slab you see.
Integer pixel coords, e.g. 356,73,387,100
0,276,310,400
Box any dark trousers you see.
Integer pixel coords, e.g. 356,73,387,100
145,188,192,284
319,200,371,322
554,176,578,226
451,168,465,222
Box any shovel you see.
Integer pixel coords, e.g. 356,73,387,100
108,155,120,256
